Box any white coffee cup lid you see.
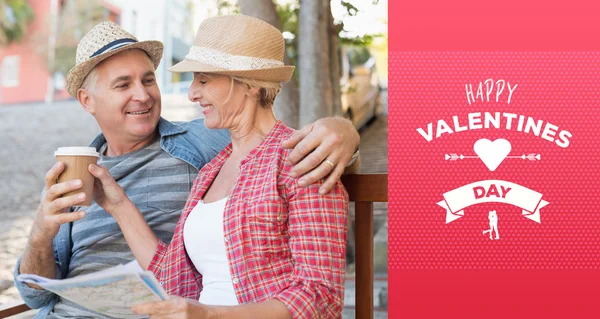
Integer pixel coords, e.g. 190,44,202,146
54,147,100,157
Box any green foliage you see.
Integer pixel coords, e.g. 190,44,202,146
53,46,77,76
275,0,382,48
340,1,359,16
346,46,371,67
275,2,299,64
340,33,384,47
0,0,34,45
342,0,381,13
53,0,105,74
216,0,239,15
29,0,106,74
273,0,382,71
277,2,299,35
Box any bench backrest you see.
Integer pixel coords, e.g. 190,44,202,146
342,174,388,319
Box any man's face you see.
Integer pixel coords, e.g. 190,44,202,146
84,49,161,143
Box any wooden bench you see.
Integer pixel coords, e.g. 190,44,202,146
0,173,388,319
342,173,388,319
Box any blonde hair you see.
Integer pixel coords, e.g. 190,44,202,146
230,75,281,108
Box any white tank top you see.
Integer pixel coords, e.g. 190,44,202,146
183,197,239,305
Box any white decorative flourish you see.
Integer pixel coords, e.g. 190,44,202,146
445,153,541,161
445,138,540,172
185,46,284,71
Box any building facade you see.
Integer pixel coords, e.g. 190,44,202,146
0,0,193,105
0,0,121,105
104,0,195,92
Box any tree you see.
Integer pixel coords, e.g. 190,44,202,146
272,0,375,124
209,0,380,126
328,1,342,117
238,0,300,128
0,0,34,46
298,0,333,126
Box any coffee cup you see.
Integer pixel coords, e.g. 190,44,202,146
54,147,100,207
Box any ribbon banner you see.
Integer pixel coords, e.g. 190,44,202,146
437,180,549,224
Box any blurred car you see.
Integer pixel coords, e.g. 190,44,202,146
340,46,382,129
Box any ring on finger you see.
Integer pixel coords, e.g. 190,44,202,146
324,159,335,168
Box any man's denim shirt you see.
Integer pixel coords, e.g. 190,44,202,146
13,117,230,317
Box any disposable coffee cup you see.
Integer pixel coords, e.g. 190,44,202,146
54,147,100,207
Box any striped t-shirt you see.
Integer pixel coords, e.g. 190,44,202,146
49,138,197,318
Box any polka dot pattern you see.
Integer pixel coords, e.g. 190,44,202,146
388,52,600,269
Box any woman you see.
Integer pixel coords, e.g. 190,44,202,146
90,15,349,319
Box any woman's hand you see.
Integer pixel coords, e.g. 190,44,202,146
89,163,159,267
88,164,128,216
132,296,218,319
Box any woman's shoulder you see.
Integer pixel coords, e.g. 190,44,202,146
259,122,295,172
272,121,296,141
262,121,295,154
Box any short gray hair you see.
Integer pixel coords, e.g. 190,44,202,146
80,49,153,95
80,66,99,94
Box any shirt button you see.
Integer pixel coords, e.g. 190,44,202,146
277,216,282,222
224,237,229,243
232,277,239,284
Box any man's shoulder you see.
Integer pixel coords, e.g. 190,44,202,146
169,118,229,140
173,118,207,134
159,118,231,169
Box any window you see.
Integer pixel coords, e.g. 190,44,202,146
1,55,20,87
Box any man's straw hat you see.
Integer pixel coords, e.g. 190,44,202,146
169,15,294,83
66,21,163,97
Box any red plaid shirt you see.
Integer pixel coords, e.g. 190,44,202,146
148,121,349,319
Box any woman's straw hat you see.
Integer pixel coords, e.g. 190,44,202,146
66,21,163,97
169,15,294,83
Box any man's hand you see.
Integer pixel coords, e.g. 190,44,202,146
132,296,218,319
22,161,87,289
30,162,87,245
282,117,359,194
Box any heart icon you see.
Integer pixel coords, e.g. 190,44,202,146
473,139,512,171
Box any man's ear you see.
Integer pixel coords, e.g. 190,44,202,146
77,88,95,114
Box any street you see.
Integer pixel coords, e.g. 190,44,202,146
0,98,388,318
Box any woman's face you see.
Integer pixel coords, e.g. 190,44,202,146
188,73,251,129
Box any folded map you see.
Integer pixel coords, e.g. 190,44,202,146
17,260,167,319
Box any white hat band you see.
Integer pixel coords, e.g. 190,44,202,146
184,46,284,71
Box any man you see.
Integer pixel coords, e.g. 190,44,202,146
14,22,360,318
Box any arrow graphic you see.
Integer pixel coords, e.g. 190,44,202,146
445,153,541,161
